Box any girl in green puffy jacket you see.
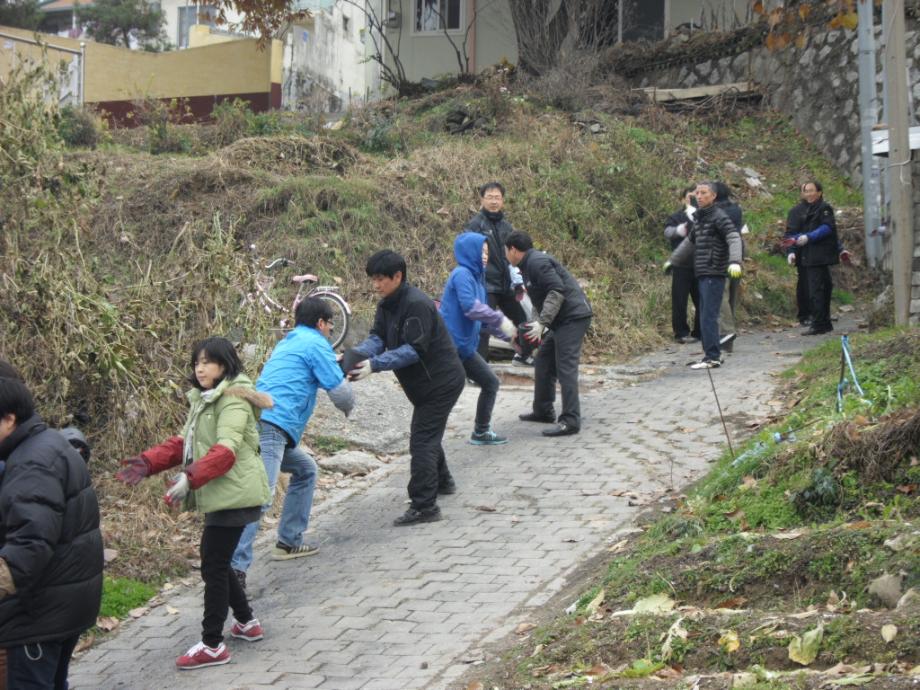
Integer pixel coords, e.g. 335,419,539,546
116,337,272,671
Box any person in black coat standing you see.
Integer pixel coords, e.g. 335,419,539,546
464,182,533,364
785,181,839,335
505,231,593,437
663,186,701,343
0,363,104,689
349,251,466,526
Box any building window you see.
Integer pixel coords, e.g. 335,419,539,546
414,0,461,32
177,4,218,49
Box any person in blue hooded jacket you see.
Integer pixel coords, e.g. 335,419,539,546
440,233,517,445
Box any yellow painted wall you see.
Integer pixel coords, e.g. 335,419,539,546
0,25,282,102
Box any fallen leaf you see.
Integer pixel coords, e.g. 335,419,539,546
466,683,484,690
510,515,521,524
96,616,120,632
773,528,806,540
610,489,629,497
585,663,615,677
74,633,95,654
714,596,747,610
585,589,605,616
741,475,758,490
825,676,875,687
436,206,450,216
581,489,600,496
165,605,179,615
654,665,682,679
531,643,544,657
475,505,496,512
103,548,119,563
788,624,823,665
719,630,741,653
515,622,537,635
896,484,917,494
881,624,898,642
845,521,872,530
607,538,629,553
632,593,675,614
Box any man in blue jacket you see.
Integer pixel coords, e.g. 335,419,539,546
231,298,354,589
440,233,517,445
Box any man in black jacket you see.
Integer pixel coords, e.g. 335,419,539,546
349,251,466,525
0,364,104,688
505,231,593,437
464,182,532,364
668,182,743,369
785,181,839,335
663,186,701,343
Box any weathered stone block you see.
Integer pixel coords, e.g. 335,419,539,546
697,60,712,77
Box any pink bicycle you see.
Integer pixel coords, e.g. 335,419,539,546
249,257,351,349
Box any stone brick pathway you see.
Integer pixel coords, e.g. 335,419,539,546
71,327,824,689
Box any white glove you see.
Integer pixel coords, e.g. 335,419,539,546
795,234,809,247
676,223,688,238
685,205,697,223
787,253,796,266
523,321,547,344
727,263,743,279
164,473,190,508
348,359,373,381
498,317,516,339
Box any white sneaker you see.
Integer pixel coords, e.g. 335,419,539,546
690,358,722,369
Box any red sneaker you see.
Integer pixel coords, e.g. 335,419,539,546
230,617,264,642
176,641,230,670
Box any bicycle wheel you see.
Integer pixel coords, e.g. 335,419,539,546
313,290,350,350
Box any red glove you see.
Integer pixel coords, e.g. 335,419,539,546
116,456,150,485
840,249,852,265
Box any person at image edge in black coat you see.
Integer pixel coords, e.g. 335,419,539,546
0,359,104,689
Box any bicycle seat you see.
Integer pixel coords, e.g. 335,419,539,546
291,273,319,284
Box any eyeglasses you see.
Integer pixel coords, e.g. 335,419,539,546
483,194,503,201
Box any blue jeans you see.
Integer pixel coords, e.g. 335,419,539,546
231,422,317,572
7,635,80,690
698,276,726,361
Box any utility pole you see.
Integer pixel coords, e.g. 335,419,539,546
856,0,880,267
883,0,913,325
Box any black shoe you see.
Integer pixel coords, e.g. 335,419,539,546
674,335,688,344
802,326,833,335
393,506,442,526
519,411,556,423
542,423,579,437
233,569,247,594
438,478,457,495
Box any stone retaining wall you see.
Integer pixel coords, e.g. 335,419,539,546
636,21,920,324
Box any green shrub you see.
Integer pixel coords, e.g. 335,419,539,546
57,105,104,148
211,98,251,146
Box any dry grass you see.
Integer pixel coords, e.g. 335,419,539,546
821,407,920,482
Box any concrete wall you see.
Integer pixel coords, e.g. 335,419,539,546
0,25,282,121
635,18,920,323
283,2,379,111
668,0,753,32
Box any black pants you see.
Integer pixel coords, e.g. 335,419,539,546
477,292,532,361
201,524,253,647
806,264,833,331
533,317,591,429
407,380,464,510
795,262,810,323
6,635,80,690
462,352,500,433
670,267,700,338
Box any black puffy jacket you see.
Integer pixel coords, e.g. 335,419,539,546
464,210,515,295
678,205,743,278
518,249,592,328
370,282,465,405
786,200,839,267
0,415,103,647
